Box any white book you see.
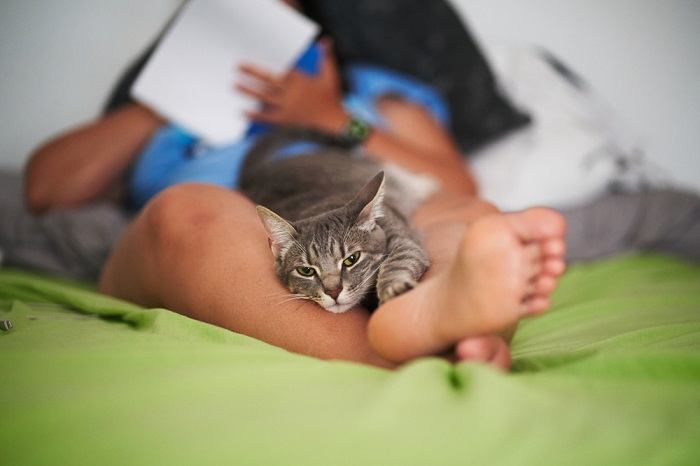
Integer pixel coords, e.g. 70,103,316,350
131,0,319,146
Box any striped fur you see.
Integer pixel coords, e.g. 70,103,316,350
240,130,429,313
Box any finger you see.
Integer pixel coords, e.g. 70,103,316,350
235,83,282,106
318,36,334,56
318,38,340,83
238,63,285,88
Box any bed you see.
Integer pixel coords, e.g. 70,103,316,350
2,253,699,465
2,3,699,463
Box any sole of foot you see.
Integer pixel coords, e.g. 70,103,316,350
431,207,566,344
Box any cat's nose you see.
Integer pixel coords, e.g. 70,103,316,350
325,288,341,300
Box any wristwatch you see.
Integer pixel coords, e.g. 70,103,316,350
339,115,373,147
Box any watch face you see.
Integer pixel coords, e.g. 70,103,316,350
346,117,372,144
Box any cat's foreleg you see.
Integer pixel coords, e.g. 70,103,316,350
376,218,429,305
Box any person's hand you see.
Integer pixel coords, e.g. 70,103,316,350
235,39,348,133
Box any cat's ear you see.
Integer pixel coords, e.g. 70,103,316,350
256,206,298,256
351,172,385,231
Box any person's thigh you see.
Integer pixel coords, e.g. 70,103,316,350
0,170,128,280
99,183,391,366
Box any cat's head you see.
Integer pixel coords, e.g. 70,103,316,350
257,172,387,313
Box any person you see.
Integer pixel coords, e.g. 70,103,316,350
11,1,697,368
19,22,569,369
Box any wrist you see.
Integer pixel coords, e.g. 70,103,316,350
339,115,373,147
310,104,374,147
313,105,349,134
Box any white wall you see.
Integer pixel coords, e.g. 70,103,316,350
0,0,180,168
1,0,698,190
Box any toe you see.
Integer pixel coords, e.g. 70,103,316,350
526,275,557,296
506,208,566,242
521,296,550,315
542,238,566,258
490,339,512,371
525,243,542,263
528,260,542,280
456,336,499,361
535,275,557,295
456,336,511,371
543,258,566,276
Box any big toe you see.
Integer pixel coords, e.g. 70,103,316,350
456,336,511,371
506,208,566,243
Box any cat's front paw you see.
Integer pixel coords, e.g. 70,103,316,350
377,274,417,305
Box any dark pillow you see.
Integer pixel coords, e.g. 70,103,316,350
298,0,530,152
103,44,155,115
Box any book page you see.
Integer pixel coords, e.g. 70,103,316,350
131,0,319,146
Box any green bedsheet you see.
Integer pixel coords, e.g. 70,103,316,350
1,254,699,465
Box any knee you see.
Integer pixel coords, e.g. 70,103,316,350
141,184,250,248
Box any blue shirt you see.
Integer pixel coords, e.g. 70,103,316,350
128,43,450,209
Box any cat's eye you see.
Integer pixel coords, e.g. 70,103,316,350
343,252,361,267
296,266,316,277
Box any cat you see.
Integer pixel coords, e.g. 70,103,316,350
239,129,435,313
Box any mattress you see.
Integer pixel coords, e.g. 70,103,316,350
1,253,699,465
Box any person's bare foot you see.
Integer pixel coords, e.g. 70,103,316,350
455,335,511,371
424,207,566,347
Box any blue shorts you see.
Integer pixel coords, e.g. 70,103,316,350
128,44,450,209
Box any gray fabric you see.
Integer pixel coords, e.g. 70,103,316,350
2,168,699,281
0,170,129,281
561,188,700,263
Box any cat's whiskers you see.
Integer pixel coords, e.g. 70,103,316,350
277,295,312,306
350,262,383,295
266,290,298,297
343,254,387,301
266,291,306,303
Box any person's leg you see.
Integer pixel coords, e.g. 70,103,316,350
561,188,700,262
99,184,565,367
99,184,392,367
367,192,566,363
98,95,565,369
0,170,128,280
372,96,564,367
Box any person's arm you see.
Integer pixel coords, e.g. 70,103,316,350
306,104,477,196
236,40,476,196
24,103,163,214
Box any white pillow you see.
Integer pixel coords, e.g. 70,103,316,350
470,43,661,211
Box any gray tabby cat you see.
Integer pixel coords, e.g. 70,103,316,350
239,130,432,313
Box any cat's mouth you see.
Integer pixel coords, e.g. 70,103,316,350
318,289,356,314
323,302,355,314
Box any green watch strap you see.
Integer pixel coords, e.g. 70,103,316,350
341,116,373,147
